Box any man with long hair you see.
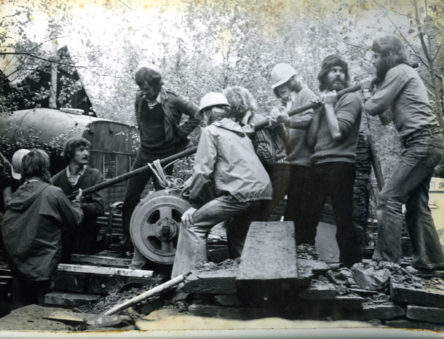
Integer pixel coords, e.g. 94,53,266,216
121,65,200,253
306,55,362,267
2,149,83,306
52,137,105,256
364,35,444,270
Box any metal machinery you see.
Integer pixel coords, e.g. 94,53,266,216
130,189,190,265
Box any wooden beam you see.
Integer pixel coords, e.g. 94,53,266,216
57,264,153,278
70,254,132,267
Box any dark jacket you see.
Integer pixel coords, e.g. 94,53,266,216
2,180,83,280
52,167,105,255
135,87,200,144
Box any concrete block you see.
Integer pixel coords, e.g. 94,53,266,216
182,266,238,295
359,302,405,320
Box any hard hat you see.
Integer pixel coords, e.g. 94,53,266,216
196,92,230,119
270,63,297,89
11,149,30,180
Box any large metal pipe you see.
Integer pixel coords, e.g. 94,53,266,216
77,146,197,198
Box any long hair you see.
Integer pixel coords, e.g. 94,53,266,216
317,54,350,92
22,149,51,183
372,35,408,82
223,86,258,121
63,137,91,162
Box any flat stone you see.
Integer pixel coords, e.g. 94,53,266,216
359,302,405,320
333,295,365,310
44,292,101,307
236,221,303,305
406,305,444,325
311,261,330,275
182,266,238,295
299,280,337,300
390,282,444,308
85,314,132,328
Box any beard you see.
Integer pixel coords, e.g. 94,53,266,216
375,58,391,84
327,78,346,91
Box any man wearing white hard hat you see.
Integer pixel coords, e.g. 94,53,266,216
171,92,272,277
269,63,318,244
121,65,200,253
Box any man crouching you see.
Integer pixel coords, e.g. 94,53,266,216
171,92,272,278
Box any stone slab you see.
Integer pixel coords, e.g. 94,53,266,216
182,266,238,295
390,282,444,308
359,302,405,320
299,280,337,300
406,305,444,325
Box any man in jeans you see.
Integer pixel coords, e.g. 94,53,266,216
306,55,363,267
363,35,444,270
171,92,272,278
121,65,199,253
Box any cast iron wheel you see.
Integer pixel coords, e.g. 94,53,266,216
130,190,190,265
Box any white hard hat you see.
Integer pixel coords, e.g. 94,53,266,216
11,149,30,180
196,92,230,119
270,63,297,89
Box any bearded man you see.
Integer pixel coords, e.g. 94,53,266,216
363,35,444,270
306,54,363,267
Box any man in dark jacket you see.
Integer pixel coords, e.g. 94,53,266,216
121,65,200,251
52,137,105,256
2,149,83,306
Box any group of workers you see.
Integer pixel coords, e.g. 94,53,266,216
1,34,444,306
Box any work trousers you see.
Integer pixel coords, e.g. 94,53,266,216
305,162,362,267
171,195,260,278
284,164,314,245
373,131,444,269
122,148,176,241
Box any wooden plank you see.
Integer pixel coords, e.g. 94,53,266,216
70,254,131,267
57,263,153,278
236,221,301,305
44,292,101,307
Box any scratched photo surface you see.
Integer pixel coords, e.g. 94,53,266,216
0,0,444,337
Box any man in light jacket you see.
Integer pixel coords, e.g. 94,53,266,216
171,92,272,278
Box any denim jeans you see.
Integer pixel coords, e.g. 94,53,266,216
171,195,259,278
304,162,362,267
374,132,444,269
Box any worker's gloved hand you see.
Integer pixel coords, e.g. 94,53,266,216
181,207,197,227
321,91,337,105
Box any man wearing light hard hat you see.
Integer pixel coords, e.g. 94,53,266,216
268,63,318,244
171,92,272,278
